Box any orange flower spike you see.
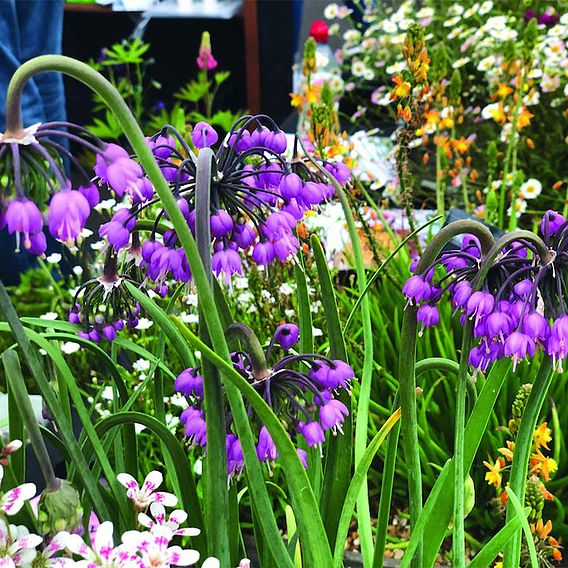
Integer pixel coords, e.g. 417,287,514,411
553,548,563,562
534,422,552,451
391,75,412,99
499,440,515,462
516,108,534,129
397,104,412,122
495,83,514,99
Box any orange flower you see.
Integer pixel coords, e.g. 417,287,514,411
397,104,412,122
516,108,534,129
530,451,557,482
495,83,513,99
391,75,412,99
451,136,470,155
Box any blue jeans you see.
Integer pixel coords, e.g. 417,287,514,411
0,0,66,283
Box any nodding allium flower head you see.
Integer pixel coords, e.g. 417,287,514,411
175,322,354,475
92,114,345,288
405,212,568,374
0,121,111,256
69,253,143,343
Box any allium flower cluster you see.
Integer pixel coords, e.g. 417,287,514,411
0,122,102,255
175,323,353,476
91,114,347,288
404,212,568,374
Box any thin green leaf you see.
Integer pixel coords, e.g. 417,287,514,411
505,488,538,568
468,516,522,568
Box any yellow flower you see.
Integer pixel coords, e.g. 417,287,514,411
484,458,505,488
533,422,552,451
516,107,534,129
391,75,412,99
498,440,515,462
495,83,513,99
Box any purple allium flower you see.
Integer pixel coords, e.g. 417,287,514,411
300,421,326,449
28,231,47,256
417,305,439,332
524,8,537,21
211,248,243,281
191,122,218,149
324,161,351,185
402,275,432,305
256,426,278,463
279,173,303,200
467,292,495,324
146,134,176,160
78,183,100,208
210,209,234,238
181,407,207,447
513,279,534,299
174,368,204,398
504,332,535,370
540,210,566,237
48,189,90,245
320,399,349,434
94,143,142,196
273,323,300,350
226,434,244,478
485,312,513,341
5,198,43,252
522,312,550,343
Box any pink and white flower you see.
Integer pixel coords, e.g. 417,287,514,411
117,471,177,512
64,521,136,567
137,503,200,538
0,518,42,567
121,525,199,567
0,465,36,516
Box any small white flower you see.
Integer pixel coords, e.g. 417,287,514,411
452,57,471,69
312,327,323,337
351,59,368,78
61,342,81,355
133,358,151,372
0,518,42,567
343,29,360,42
95,198,116,212
507,198,527,219
135,317,153,331
138,502,200,538
477,55,495,71
46,253,62,264
443,16,461,28
72,265,83,276
416,7,434,18
386,61,406,75
520,178,542,200
323,2,338,19
117,471,178,511
180,312,199,324
80,228,93,238
91,240,106,251
479,1,493,15
40,312,58,321
382,20,398,33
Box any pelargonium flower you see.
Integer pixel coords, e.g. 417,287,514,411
117,470,178,512
176,322,354,475
405,212,568,374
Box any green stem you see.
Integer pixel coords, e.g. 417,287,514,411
303,144,375,566
498,71,526,229
195,148,230,561
435,143,445,219
452,323,473,568
225,323,268,379
502,358,553,567
400,220,494,567
2,350,60,492
5,55,331,566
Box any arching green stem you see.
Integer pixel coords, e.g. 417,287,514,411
195,148,230,560
225,323,269,379
4,55,332,566
401,220,494,567
302,144,375,566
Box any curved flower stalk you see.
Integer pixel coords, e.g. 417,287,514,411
403,213,568,565
175,322,353,476
2,55,335,566
397,219,494,567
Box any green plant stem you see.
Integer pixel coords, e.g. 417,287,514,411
435,143,445,219
305,148,375,566
498,71,526,229
2,350,60,492
195,148,230,561
502,357,553,567
452,324,473,568
398,220,493,567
